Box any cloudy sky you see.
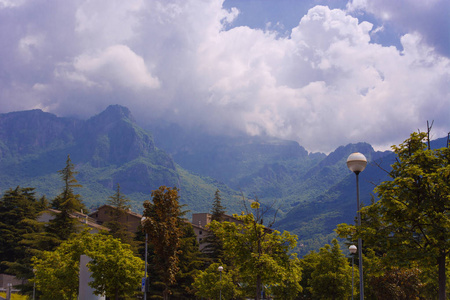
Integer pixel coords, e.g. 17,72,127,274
0,0,449,152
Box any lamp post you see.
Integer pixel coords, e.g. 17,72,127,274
141,217,148,300
349,245,357,300
218,266,223,300
347,152,367,300
32,268,36,300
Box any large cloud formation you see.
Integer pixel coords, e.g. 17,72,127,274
0,0,448,152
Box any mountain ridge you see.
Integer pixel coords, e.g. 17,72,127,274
1,105,446,254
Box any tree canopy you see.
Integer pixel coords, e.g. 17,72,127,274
105,183,135,245
141,186,186,300
337,130,450,299
47,155,86,240
32,230,143,300
208,200,302,299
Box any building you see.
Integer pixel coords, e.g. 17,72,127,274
37,208,109,233
88,204,142,234
191,213,244,248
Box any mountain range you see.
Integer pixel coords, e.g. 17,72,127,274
1,105,446,254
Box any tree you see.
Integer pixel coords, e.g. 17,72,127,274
47,155,86,241
202,189,227,262
105,183,135,245
172,223,207,299
338,130,450,299
193,262,241,300
303,239,354,300
369,266,423,300
32,230,143,300
374,130,449,299
209,200,302,300
141,186,186,300
51,154,84,212
0,187,43,272
0,187,48,296
211,189,226,222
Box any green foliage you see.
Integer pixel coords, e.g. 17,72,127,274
202,189,227,262
32,230,143,300
172,223,207,299
209,203,302,300
105,183,136,247
300,239,354,300
193,263,241,300
0,186,47,292
142,186,186,299
337,130,450,299
47,155,86,241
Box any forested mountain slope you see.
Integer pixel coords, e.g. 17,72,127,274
2,105,446,253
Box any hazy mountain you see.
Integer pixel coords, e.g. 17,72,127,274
1,105,446,254
0,105,238,213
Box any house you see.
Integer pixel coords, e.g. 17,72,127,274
191,213,245,248
37,208,109,233
88,204,143,234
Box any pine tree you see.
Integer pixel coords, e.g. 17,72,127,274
202,189,226,262
0,187,49,296
211,189,226,222
105,183,135,246
47,155,86,241
172,223,207,299
0,187,43,274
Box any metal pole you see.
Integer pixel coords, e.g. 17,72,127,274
219,271,222,300
351,255,354,300
144,233,148,300
356,173,364,299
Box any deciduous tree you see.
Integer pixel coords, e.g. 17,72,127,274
193,262,241,300
304,239,354,300
209,200,302,299
32,230,143,300
338,129,450,299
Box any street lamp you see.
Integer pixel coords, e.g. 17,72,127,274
218,266,223,300
347,152,367,300
33,268,36,300
349,245,357,300
141,217,148,300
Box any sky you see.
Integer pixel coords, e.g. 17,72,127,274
0,0,449,153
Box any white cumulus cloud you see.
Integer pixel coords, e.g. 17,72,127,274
0,0,448,152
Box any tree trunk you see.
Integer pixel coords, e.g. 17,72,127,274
438,250,446,300
256,274,261,300
163,287,169,300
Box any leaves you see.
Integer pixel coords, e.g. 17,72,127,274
208,209,302,299
142,186,185,298
32,231,143,299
